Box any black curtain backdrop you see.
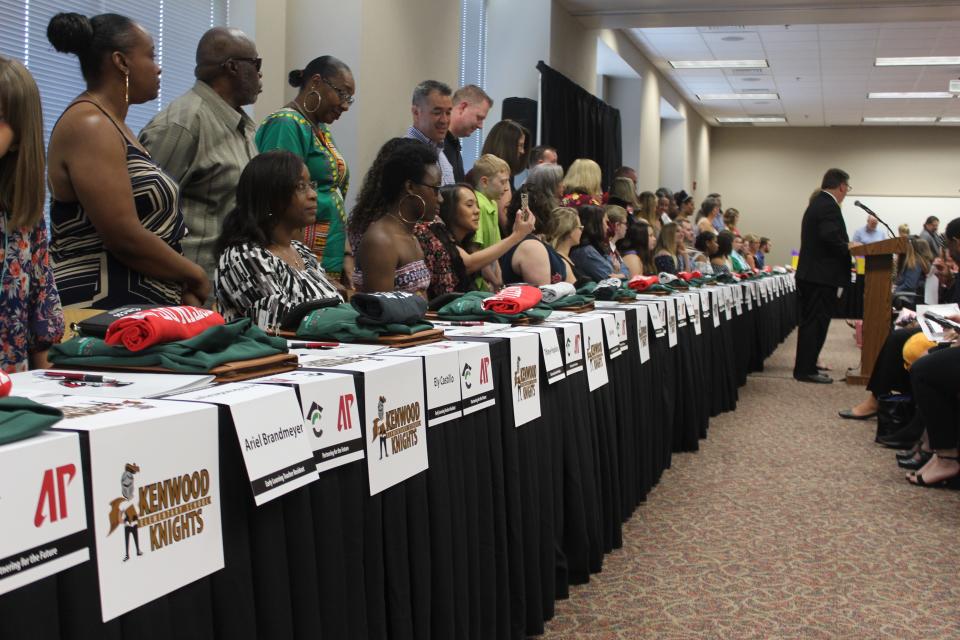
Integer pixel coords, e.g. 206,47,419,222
536,61,622,188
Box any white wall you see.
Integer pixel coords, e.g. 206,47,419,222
660,117,686,192
711,125,960,266
606,77,643,179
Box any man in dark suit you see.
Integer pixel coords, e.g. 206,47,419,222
794,168,855,383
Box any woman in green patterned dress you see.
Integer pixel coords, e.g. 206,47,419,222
255,56,354,287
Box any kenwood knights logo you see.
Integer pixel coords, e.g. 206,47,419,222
514,357,537,401
586,336,604,370
370,395,421,460
106,462,212,562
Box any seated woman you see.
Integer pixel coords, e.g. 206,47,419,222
894,237,933,299
617,221,655,277
742,233,760,270
0,56,64,371
653,222,681,275
571,205,620,282
414,183,535,300
46,12,208,309
348,138,440,297
730,234,750,272
710,231,734,275
546,207,585,283
499,202,570,286
560,159,603,207
604,205,630,278
214,150,341,329
693,231,718,274
905,324,960,487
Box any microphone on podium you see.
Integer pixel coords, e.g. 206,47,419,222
853,200,896,239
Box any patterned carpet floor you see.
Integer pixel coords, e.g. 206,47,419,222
543,320,960,639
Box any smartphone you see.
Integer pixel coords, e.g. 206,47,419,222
923,311,960,332
520,192,530,221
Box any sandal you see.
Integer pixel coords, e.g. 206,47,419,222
907,455,960,488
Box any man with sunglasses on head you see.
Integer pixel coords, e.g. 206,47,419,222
140,27,261,299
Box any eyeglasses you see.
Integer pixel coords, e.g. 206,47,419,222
226,57,262,71
322,77,355,105
295,180,318,193
415,181,441,194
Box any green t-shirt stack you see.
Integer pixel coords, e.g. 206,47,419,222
297,304,434,342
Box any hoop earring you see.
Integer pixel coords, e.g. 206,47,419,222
303,90,322,113
395,194,426,225
124,71,129,106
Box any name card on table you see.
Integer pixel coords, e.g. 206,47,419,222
251,370,364,474
684,293,702,335
734,286,743,316
171,383,315,505
48,396,222,622
451,341,496,415
674,295,688,327
385,343,464,426
585,312,624,358
710,290,721,327
0,431,89,596
699,290,711,318
503,332,542,427
559,316,608,391
9,371,216,400
744,283,754,311
633,305,651,363
300,356,429,495
505,326,565,384
630,298,667,338
664,297,678,347
544,322,583,375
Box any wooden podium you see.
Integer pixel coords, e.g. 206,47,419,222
846,236,909,385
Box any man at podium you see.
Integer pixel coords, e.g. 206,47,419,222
794,168,856,383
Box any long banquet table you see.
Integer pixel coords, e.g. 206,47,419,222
0,282,797,640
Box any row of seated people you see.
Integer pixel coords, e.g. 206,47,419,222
838,217,960,488
0,11,772,375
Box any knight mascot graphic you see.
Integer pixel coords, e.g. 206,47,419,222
371,395,389,459
108,463,143,561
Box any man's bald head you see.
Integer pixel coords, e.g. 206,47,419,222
194,27,261,107
195,27,256,80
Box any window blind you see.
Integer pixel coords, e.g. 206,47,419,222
0,0,229,146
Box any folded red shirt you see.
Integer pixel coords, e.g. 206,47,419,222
481,285,542,315
627,275,659,292
105,306,225,352
677,271,702,282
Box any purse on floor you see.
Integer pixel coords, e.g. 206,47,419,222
875,393,915,442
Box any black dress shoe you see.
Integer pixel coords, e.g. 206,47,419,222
794,373,833,384
838,409,877,420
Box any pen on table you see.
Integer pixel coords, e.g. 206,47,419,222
446,321,484,326
43,371,118,383
289,342,340,349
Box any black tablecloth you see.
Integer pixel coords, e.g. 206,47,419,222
0,288,797,640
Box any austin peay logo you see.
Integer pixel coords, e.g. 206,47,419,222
370,395,421,460
337,393,355,431
34,464,77,528
514,357,537,401
307,402,323,437
106,461,212,562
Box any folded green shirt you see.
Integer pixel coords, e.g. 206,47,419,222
49,319,287,372
435,291,552,323
297,303,433,341
0,397,64,445
544,294,593,309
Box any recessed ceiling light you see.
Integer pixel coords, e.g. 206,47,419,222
716,116,786,123
698,93,779,100
742,77,762,82
862,116,938,123
939,117,960,123
670,60,768,69
875,56,960,66
721,36,745,42
868,92,955,99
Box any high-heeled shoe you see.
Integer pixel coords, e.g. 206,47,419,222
907,455,960,488
898,449,932,470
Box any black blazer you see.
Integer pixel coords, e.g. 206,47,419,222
796,191,851,287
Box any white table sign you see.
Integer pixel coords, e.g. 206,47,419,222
0,431,89,596
48,397,222,622
505,332,542,427
386,344,464,426
252,371,364,474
